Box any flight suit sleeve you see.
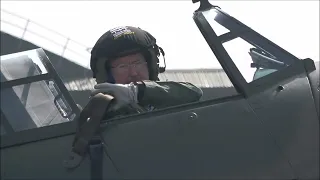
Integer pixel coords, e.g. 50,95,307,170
137,80,203,108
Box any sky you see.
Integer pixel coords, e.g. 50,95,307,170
0,1,319,80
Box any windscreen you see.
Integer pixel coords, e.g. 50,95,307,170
0,49,75,134
201,9,294,83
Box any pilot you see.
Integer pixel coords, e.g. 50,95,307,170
89,26,203,114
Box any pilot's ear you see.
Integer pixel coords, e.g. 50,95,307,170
95,57,109,84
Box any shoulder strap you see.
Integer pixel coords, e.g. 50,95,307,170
64,93,114,169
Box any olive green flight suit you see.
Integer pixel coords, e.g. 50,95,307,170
139,80,203,109
104,80,203,119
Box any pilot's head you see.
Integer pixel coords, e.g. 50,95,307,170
90,26,165,84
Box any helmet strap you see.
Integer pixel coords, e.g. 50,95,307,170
106,70,115,84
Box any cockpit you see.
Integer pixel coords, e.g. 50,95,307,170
0,0,308,139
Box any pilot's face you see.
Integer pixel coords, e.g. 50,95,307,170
110,52,149,84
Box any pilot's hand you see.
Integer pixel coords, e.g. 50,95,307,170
91,82,138,111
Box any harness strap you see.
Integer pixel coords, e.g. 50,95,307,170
89,136,104,180
64,93,114,170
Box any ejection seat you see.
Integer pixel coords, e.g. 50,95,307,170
0,52,74,134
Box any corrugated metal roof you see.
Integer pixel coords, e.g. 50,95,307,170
64,69,234,91
159,69,233,88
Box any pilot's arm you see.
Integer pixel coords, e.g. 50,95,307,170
136,80,203,108
91,81,203,111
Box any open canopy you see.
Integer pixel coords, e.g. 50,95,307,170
0,49,80,134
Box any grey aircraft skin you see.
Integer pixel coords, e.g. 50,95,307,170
1,0,319,179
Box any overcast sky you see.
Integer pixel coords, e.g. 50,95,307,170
1,1,319,78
